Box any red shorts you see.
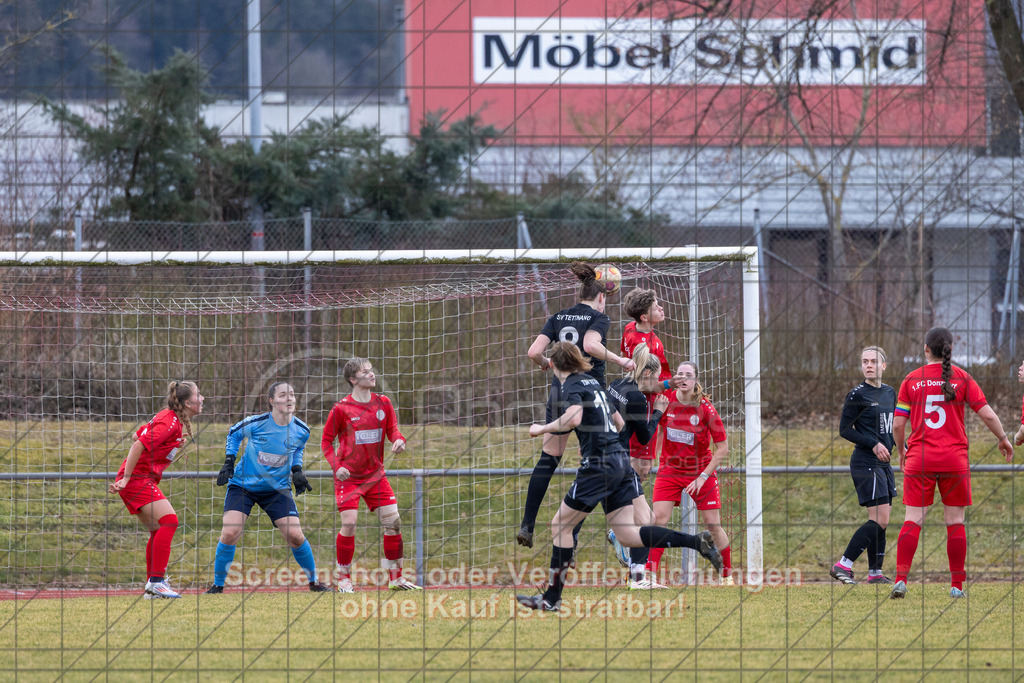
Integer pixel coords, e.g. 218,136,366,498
118,477,167,515
629,436,656,461
902,471,972,507
335,476,397,512
652,470,721,510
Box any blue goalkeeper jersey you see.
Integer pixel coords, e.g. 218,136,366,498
225,413,310,492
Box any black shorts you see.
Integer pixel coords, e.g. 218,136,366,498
564,451,640,514
850,464,897,507
224,485,299,523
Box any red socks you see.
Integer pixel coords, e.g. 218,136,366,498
894,521,921,583
645,547,665,575
146,530,156,577
148,514,178,581
383,534,404,581
721,546,732,576
336,533,355,571
947,523,967,590
894,521,968,588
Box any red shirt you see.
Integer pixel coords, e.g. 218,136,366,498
117,409,185,484
895,364,987,473
321,393,404,482
621,322,671,381
659,397,727,474
621,322,673,458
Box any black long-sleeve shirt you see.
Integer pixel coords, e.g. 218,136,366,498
839,382,896,468
607,377,663,452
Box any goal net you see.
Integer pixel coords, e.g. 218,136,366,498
0,247,762,590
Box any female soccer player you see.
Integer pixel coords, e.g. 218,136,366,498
515,342,722,612
830,346,896,585
109,380,203,599
890,327,1014,599
1014,358,1024,446
517,261,636,548
322,358,420,592
620,287,678,470
606,342,670,589
205,382,332,593
647,361,733,584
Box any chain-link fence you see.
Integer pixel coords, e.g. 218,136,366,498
0,215,737,251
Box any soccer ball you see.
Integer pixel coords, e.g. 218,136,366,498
594,264,621,295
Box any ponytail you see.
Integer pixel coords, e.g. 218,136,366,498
167,380,197,447
924,327,956,401
570,261,603,301
627,342,662,385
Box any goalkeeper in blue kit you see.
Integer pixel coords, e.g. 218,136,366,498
205,382,333,593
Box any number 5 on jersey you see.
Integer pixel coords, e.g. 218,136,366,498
924,395,946,429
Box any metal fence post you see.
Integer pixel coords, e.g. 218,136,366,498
414,471,425,586
74,215,83,342
303,208,312,370
679,246,700,584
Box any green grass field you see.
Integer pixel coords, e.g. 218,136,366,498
3,584,1023,680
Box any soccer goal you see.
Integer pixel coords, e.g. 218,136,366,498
0,246,763,589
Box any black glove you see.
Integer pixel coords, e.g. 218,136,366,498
216,455,235,486
291,465,312,495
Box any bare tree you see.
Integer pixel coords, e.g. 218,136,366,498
986,0,1024,118
0,1,76,75
625,2,971,322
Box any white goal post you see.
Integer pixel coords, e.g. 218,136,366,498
0,246,763,588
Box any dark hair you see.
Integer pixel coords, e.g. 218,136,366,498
570,261,603,301
343,357,370,388
623,288,657,322
267,381,291,403
925,327,956,401
548,340,593,374
166,380,197,444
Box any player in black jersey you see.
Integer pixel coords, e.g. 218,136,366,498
515,342,721,612
830,346,897,585
606,343,670,588
517,262,636,549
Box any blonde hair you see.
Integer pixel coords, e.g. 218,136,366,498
677,361,709,404
166,380,197,451
862,345,887,364
628,342,662,385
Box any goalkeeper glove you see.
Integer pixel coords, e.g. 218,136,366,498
291,465,312,495
216,455,235,486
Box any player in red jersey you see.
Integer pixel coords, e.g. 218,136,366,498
620,288,681,477
109,380,204,599
1014,359,1024,447
322,357,421,592
890,327,1013,600
646,361,732,583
